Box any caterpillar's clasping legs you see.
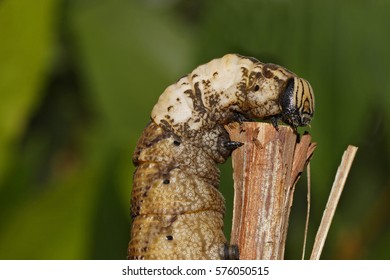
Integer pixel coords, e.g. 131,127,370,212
223,141,244,151
223,244,239,260
269,115,282,131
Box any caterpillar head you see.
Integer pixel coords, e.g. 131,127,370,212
244,63,314,129
280,77,314,129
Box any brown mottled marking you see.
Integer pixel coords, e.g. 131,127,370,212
128,54,314,260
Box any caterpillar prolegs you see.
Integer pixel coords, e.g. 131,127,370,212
128,54,314,260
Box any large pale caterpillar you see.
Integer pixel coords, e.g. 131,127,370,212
128,54,314,260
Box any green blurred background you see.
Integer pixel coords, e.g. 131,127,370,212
1,0,389,259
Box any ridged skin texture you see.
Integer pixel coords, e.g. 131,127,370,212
128,54,314,259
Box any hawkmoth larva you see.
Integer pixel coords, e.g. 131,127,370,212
128,54,314,260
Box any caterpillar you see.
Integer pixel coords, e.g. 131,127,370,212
128,54,314,260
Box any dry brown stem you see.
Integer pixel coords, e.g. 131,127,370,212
310,145,358,260
226,122,316,260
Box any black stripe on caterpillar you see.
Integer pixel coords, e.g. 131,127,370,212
128,54,314,260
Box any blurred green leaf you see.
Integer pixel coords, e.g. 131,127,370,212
0,174,96,259
0,0,58,185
